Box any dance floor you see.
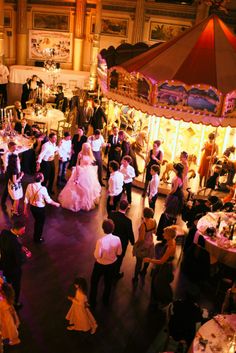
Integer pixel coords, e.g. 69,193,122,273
0,176,218,353
0,83,220,353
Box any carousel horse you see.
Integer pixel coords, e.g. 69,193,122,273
129,131,148,176
161,154,197,183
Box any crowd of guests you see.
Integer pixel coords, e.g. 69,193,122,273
0,91,235,349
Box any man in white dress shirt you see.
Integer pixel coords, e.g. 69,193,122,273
57,132,72,185
148,164,160,211
24,172,60,243
0,59,9,106
107,160,124,213
36,132,58,195
88,129,107,186
89,219,122,308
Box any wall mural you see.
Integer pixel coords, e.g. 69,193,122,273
149,21,190,41
101,18,129,37
33,12,70,32
29,30,72,62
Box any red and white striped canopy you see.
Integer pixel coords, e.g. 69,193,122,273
120,15,236,95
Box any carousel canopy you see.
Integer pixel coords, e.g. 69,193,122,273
120,14,236,95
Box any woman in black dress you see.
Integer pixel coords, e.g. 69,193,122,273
144,225,176,307
21,75,44,109
143,140,163,196
165,162,184,218
69,127,87,167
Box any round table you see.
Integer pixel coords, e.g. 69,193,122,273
192,314,236,353
24,108,65,132
0,133,33,154
196,212,236,269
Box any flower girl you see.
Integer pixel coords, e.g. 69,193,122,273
66,277,97,334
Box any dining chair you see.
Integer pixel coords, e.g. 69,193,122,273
5,105,15,115
34,121,47,134
26,99,34,108
57,99,64,111
51,119,70,139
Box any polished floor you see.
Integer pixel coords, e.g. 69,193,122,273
0,84,224,353
0,175,220,353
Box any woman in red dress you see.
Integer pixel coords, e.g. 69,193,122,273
198,133,218,187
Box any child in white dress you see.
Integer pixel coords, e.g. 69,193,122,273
0,278,20,345
66,277,97,334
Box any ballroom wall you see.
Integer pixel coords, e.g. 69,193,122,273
2,0,236,71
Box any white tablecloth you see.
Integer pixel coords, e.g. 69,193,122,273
193,314,236,353
0,134,33,154
195,212,236,269
24,108,65,132
9,65,89,88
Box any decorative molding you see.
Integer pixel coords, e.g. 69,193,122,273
146,8,196,19
145,15,151,22
102,5,135,13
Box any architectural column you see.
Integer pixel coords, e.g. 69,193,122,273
195,1,210,23
0,0,4,61
89,0,102,90
73,0,86,71
16,0,27,65
132,0,145,44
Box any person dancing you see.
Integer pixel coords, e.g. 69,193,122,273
58,143,101,212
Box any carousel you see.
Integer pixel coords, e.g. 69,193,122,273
98,15,236,193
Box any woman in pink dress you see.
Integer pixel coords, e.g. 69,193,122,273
66,277,97,334
0,278,20,345
198,133,218,187
58,143,101,211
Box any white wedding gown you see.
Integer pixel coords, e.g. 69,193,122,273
58,156,101,212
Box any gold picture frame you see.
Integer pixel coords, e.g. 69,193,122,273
101,18,129,37
33,12,70,32
149,21,190,42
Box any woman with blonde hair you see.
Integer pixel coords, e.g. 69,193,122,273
144,225,177,307
59,143,101,211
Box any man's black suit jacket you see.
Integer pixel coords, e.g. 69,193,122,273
105,134,121,163
0,230,26,273
108,211,134,251
90,106,107,130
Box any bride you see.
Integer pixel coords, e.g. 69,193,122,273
58,143,101,212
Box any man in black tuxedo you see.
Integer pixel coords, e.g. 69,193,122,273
108,200,134,279
90,98,107,132
0,220,30,308
55,85,64,110
15,118,33,136
105,126,121,178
